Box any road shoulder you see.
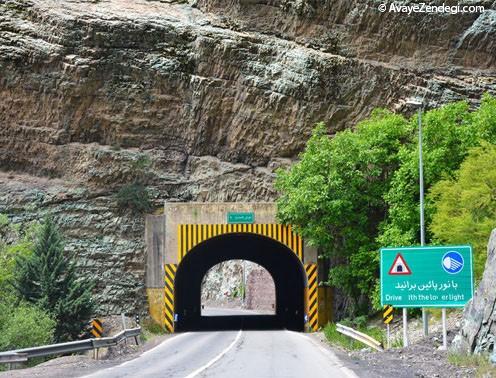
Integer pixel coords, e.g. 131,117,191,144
0,333,174,378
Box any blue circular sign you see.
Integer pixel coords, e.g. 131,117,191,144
442,251,464,274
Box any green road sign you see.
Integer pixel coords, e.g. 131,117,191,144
227,212,255,224
380,245,473,308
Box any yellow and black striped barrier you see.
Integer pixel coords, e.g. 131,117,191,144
177,224,304,262
383,305,393,324
90,319,103,338
305,263,318,332
164,263,177,333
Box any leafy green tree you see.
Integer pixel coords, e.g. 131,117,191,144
378,101,474,246
0,218,53,357
15,218,94,342
429,142,496,279
0,302,55,352
471,93,496,144
379,96,496,249
0,217,39,300
276,95,496,315
276,112,412,313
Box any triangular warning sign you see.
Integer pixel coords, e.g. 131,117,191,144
388,253,412,275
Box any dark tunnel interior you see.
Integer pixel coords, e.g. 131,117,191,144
174,233,307,332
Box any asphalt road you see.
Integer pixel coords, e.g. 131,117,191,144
84,329,358,378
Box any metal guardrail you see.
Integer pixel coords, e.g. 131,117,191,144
0,353,28,364
0,327,141,363
336,323,384,352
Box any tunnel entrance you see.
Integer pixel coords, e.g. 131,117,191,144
201,260,276,316
174,233,307,332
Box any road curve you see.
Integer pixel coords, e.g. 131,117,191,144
84,330,358,378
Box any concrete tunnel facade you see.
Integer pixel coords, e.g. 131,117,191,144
144,202,332,332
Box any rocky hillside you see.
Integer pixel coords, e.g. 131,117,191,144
453,229,496,355
0,0,495,315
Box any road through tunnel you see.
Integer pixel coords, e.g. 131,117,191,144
174,233,307,332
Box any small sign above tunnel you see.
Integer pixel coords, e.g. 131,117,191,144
227,212,255,224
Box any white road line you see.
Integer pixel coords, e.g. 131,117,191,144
82,332,191,377
139,331,191,357
183,330,243,378
291,331,358,378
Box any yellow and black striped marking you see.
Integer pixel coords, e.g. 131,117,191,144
91,319,103,338
383,305,393,324
164,263,177,332
305,263,318,332
177,224,304,262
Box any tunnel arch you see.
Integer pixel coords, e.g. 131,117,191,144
174,232,307,332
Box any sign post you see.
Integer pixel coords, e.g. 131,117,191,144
442,308,448,349
403,308,408,347
380,245,473,349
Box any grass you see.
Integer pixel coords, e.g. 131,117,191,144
448,352,495,377
425,308,463,322
323,319,385,351
140,318,167,342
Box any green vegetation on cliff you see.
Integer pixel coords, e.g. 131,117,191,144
276,95,496,315
115,154,153,213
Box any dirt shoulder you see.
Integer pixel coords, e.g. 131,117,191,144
349,329,475,378
312,327,477,378
0,333,173,378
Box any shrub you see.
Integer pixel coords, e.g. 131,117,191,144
141,318,167,341
0,302,55,351
115,183,152,213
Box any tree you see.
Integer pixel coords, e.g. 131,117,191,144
276,112,412,314
379,95,496,249
0,218,54,356
276,95,496,315
15,217,94,342
0,302,55,352
429,142,496,280
0,216,40,302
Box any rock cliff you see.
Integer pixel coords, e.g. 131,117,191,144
453,229,496,354
0,0,495,315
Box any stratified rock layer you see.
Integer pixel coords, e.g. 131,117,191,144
453,230,496,354
0,0,495,315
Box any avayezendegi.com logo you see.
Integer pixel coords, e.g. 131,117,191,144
378,2,485,14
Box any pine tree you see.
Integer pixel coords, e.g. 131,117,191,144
15,217,94,342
